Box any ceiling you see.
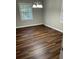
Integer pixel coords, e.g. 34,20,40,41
16,0,45,3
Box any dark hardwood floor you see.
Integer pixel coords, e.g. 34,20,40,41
16,25,63,59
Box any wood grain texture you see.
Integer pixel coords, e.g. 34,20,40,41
16,25,63,59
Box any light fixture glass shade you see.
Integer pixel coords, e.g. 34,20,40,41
32,4,37,8
32,1,43,8
37,4,43,8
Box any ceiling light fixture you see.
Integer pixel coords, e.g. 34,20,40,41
32,0,43,8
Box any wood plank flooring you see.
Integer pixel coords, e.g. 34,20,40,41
16,25,63,59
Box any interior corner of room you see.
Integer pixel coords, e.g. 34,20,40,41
16,0,63,33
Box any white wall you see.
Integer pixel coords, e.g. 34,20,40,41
43,0,63,32
16,0,44,28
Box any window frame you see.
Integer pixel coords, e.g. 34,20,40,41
18,3,33,20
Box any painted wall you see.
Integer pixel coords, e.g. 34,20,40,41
43,0,63,32
16,0,44,28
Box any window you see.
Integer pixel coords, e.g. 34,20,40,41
19,3,33,20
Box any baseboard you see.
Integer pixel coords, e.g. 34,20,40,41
16,23,63,33
16,23,43,29
44,24,63,33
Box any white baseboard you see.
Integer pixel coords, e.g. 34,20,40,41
16,23,43,28
44,24,63,33
16,23,63,33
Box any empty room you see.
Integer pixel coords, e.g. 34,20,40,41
16,0,63,59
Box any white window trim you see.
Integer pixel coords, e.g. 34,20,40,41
18,3,33,20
